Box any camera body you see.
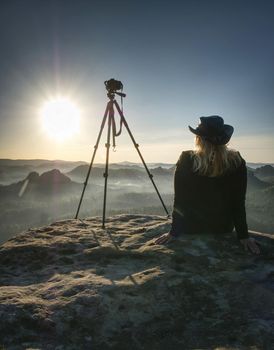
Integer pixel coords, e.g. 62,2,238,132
104,78,123,93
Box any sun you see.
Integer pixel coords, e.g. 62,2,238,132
40,97,80,141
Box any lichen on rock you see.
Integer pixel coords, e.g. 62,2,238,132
0,214,273,350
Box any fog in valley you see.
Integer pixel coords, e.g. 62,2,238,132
0,159,274,244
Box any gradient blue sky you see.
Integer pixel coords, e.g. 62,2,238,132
0,0,273,163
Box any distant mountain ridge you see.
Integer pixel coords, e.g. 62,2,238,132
0,160,176,185
0,160,88,185
247,170,270,190
0,159,87,168
0,159,175,168
33,169,71,185
1,162,273,191
255,165,274,176
0,163,273,245
0,169,79,198
0,166,271,199
247,162,274,169
251,165,274,185
67,164,174,182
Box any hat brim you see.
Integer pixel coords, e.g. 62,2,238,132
188,125,202,136
188,124,234,145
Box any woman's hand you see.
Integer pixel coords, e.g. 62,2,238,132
154,232,175,245
240,237,261,255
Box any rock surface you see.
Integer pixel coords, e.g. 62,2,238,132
0,214,274,350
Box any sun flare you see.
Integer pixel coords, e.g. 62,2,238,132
40,97,80,141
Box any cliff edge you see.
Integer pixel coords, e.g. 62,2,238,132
0,214,274,350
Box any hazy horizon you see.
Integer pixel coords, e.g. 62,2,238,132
1,157,274,166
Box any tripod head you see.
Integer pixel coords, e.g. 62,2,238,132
115,91,126,98
107,91,126,100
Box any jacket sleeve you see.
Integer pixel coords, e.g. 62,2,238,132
230,154,249,240
169,152,191,236
173,151,192,213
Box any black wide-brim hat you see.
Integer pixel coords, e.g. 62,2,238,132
189,115,234,145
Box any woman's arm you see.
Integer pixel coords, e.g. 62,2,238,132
230,155,249,239
154,151,192,243
170,151,193,236
173,151,192,206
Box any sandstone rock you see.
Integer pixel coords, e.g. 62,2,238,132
0,214,273,349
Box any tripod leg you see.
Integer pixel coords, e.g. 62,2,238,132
75,103,110,219
113,100,169,216
102,113,112,228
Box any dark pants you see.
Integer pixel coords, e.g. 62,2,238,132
170,207,235,237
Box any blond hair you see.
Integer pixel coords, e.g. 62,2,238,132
192,136,242,177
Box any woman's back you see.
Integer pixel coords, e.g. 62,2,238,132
174,148,248,237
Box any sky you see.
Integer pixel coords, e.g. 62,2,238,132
0,0,273,163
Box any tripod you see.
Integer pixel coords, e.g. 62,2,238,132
75,91,169,228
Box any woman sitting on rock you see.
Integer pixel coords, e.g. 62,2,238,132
155,115,260,255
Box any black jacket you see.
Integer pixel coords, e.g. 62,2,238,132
173,150,249,239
